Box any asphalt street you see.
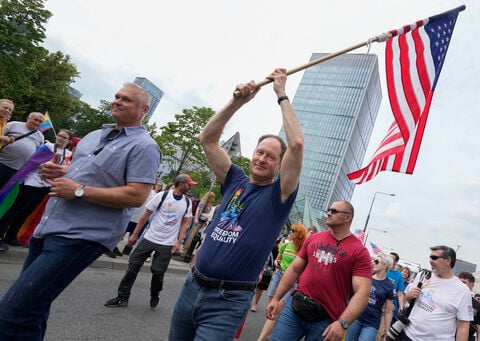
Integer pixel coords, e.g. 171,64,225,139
0,247,269,341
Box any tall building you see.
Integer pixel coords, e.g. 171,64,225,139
279,53,382,226
133,77,164,121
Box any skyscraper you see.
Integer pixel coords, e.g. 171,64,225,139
280,53,382,226
133,77,164,121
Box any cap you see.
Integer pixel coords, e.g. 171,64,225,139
71,137,81,147
174,174,197,186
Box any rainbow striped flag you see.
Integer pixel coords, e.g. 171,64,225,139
39,112,54,132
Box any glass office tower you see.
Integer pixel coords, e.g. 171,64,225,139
280,53,382,227
133,77,164,121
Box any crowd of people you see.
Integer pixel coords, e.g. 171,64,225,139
0,68,479,341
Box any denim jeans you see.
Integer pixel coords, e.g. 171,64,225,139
267,269,297,301
169,270,254,341
345,320,378,341
118,238,172,298
270,298,332,341
0,236,105,340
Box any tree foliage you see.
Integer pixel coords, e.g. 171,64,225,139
155,106,215,177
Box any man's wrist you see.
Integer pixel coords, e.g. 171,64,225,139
277,96,289,105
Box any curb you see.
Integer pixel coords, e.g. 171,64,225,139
0,245,191,277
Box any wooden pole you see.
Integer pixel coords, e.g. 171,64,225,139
233,33,391,97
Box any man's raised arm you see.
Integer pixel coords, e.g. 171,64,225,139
270,69,304,202
198,81,259,184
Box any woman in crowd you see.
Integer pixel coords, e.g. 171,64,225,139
400,266,411,289
257,223,307,341
345,253,395,341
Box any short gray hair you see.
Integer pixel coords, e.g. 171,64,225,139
123,82,151,107
377,252,393,270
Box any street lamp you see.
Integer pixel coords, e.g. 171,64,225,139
364,227,387,247
362,192,395,245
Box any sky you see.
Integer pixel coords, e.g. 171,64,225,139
42,0,480,270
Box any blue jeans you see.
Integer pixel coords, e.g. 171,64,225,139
0,236,105,340
267,269,297,301
345,320,378,341
270,298,331,341
168,270,254,341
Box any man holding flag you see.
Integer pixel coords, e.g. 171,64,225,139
0,112,45,188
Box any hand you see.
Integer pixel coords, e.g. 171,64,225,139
47,177,80,199
171,240,181,254
407,287,421,300
266,298,282,320
322,321,346,341
40,160,68,180
232,81,259,103
267,68,287,97
128,234,138,246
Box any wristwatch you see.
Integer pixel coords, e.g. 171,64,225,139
338,318,350,329
74,185,85,199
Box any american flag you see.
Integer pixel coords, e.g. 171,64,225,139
353,229,365,243
348,6,465,184
370,242,382,255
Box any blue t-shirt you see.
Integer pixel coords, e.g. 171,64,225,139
357,277,395,329
196,164,298,282
387,269,405,317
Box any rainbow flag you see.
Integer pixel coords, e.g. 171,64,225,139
39,112,54,132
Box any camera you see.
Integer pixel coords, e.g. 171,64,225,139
385,312,410,341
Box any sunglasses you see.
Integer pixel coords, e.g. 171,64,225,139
290,229,297,233
373,259,380,264
326,208,351,215
429,255,445,260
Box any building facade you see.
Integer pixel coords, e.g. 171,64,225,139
133,77,164,121
279,53,382,227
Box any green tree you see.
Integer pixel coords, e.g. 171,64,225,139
0,0,52,98
156,106,215,177
67,100,113,137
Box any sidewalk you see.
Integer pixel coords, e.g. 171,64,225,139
0,239,192,277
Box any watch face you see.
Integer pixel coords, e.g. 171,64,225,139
75,186,84,198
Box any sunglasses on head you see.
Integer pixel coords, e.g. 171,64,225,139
326,208,351,215
429,255,445,260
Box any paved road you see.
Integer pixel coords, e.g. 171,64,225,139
0,250,270,341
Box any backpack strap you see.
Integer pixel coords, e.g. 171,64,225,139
184,195,190,216
156,191,169,211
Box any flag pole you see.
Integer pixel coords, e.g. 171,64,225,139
233,33,391,97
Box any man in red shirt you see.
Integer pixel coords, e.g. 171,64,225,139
267,200,372,341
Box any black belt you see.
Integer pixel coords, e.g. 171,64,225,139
192,267,256,291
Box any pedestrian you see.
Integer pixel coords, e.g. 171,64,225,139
0,112,45,187
345,252,394,341
401,245,472,340
0,82,161,340
0,129,73,248
258,223,307,341
0,99,14,148
168,68,304,341
105,174,196,308
456,272,479,341
267,201,372,341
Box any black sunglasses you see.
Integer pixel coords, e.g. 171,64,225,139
429,255,445,260
326,208,351,215
373,259,379,264
290,229,297,233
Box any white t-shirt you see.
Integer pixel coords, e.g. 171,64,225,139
404,272,473,340
142,190,192,246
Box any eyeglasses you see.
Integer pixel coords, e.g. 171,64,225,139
373,259,379,264
326,208,351,215
57,135,69,139
429,255,445,260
